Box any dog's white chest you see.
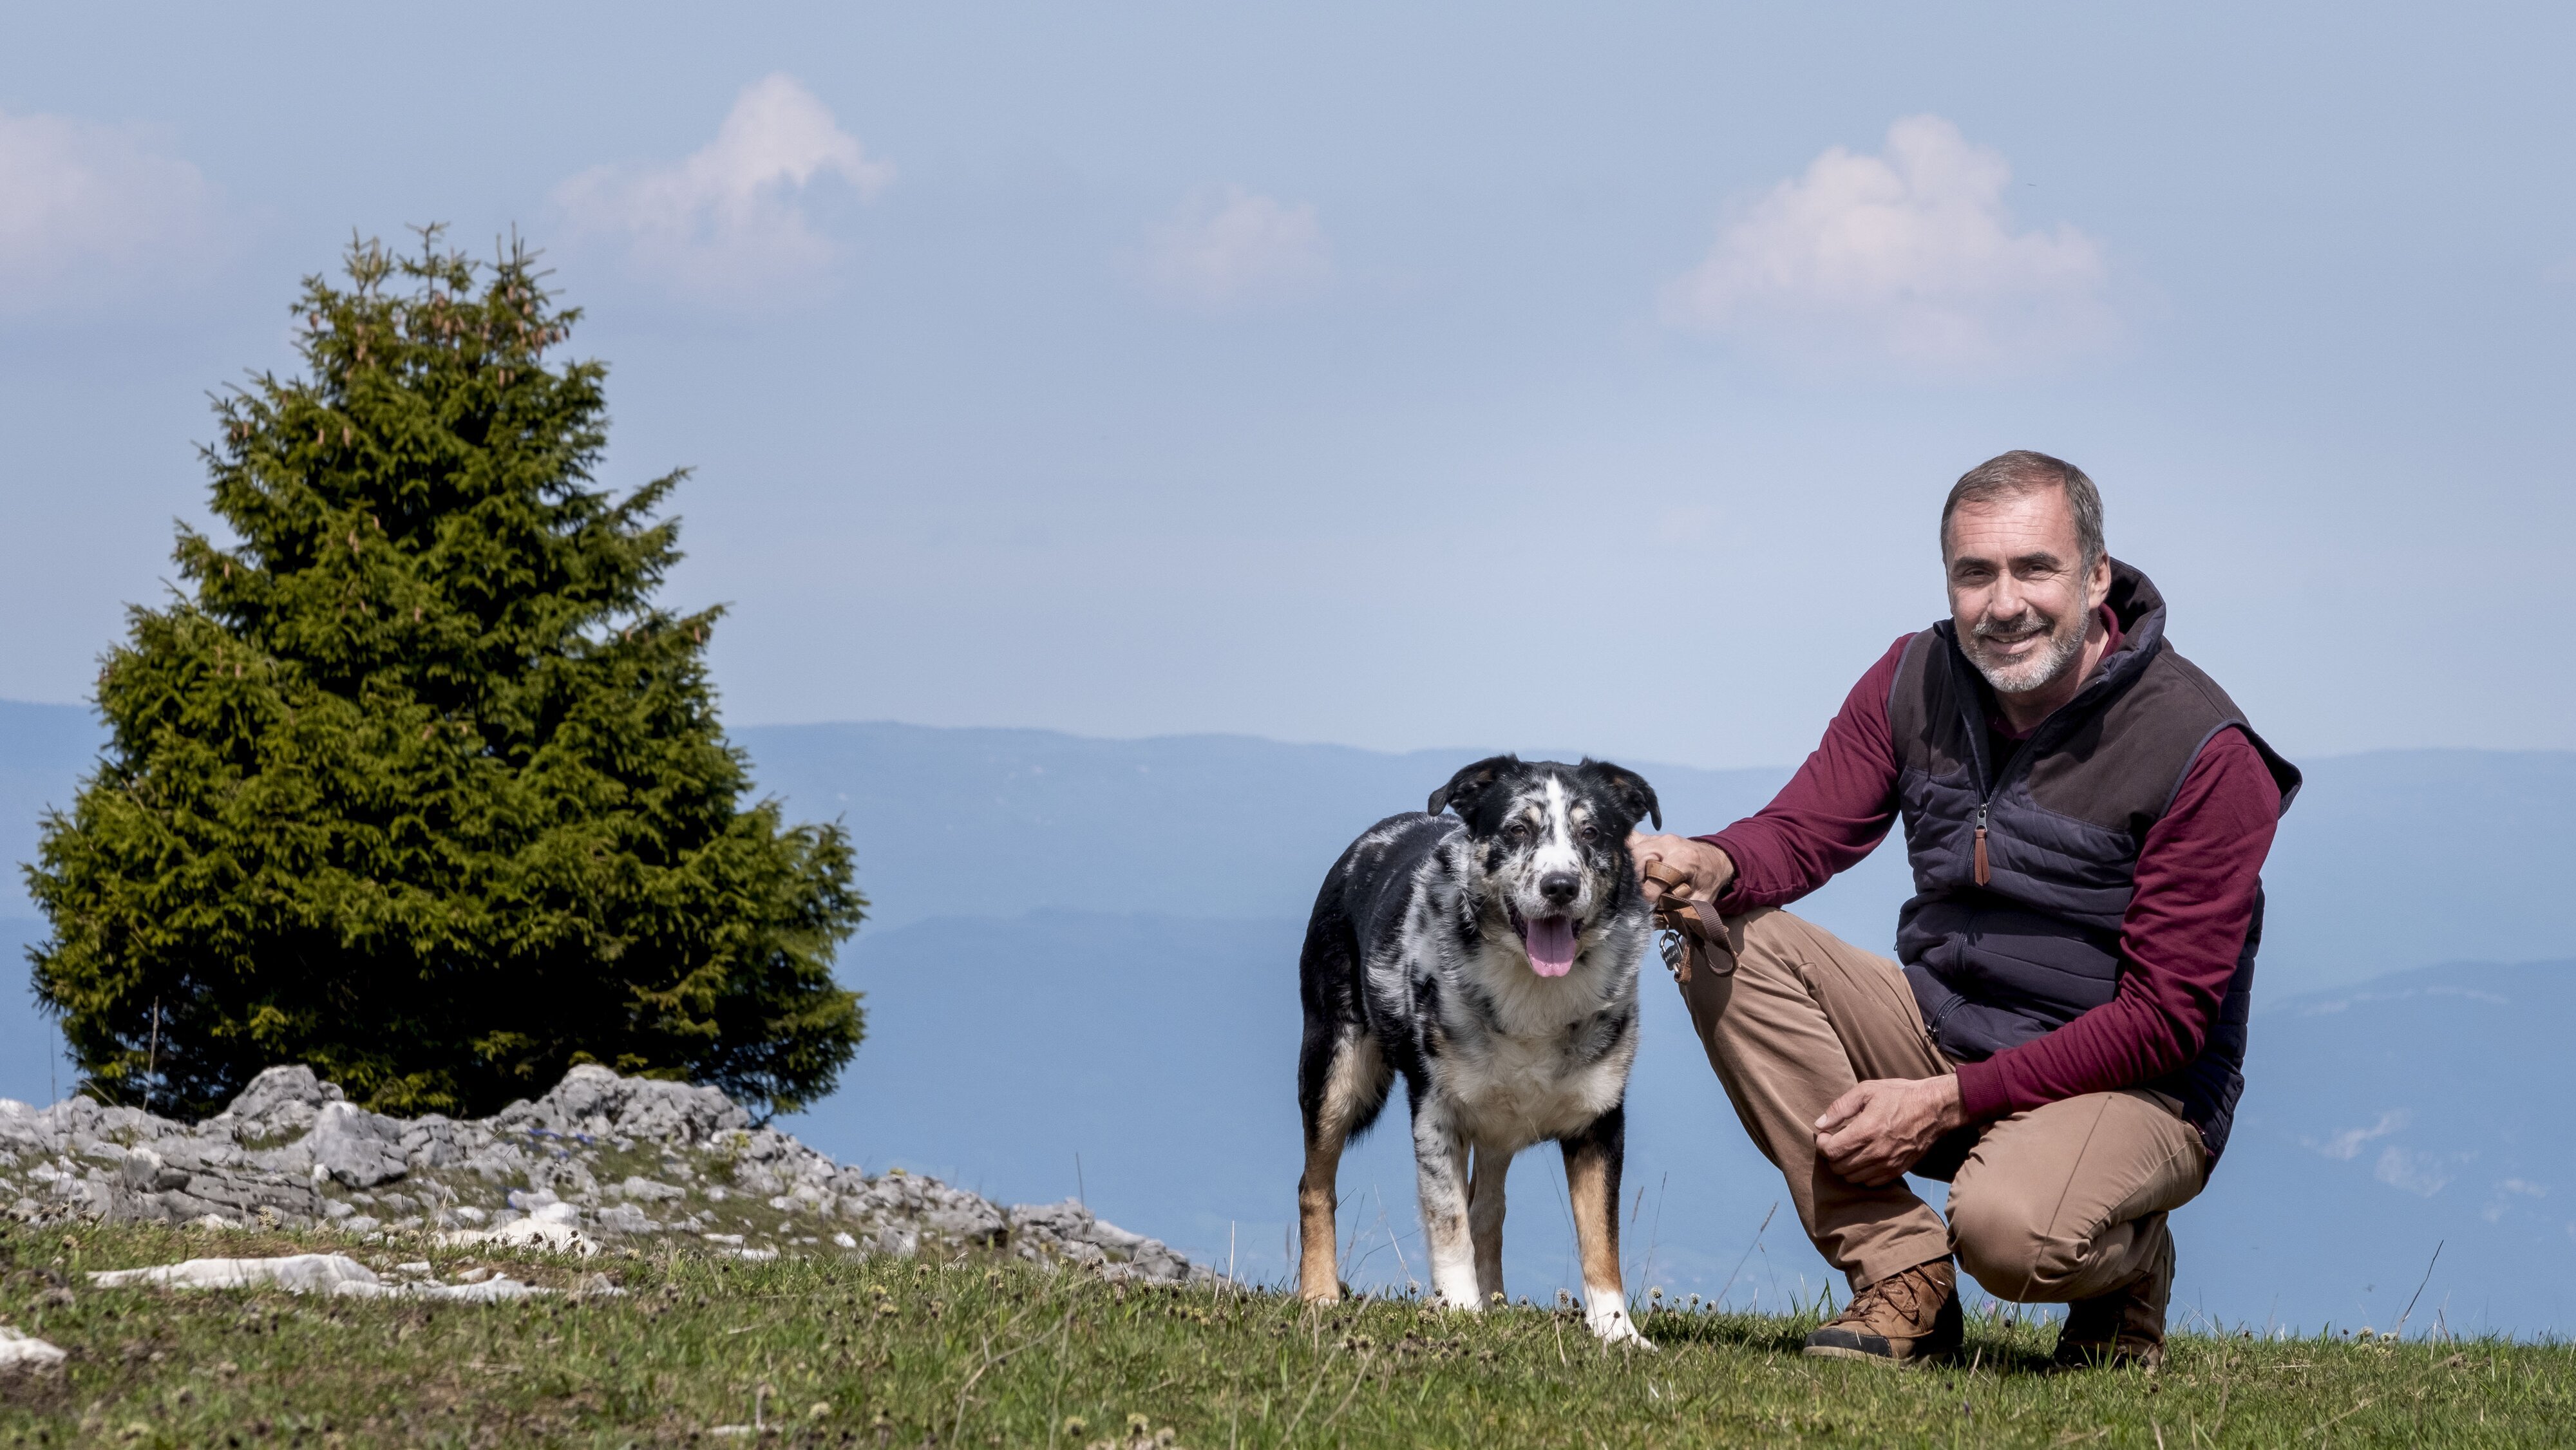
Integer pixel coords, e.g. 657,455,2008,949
1434,1017,1633,1150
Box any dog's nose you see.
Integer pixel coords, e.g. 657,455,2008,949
1540,872,1580,907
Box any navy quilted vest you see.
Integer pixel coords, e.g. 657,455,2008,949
1889,561,2300,1162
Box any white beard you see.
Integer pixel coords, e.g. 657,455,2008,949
1967,610,2088,695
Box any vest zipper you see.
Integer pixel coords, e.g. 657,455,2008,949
1973,803,1991,886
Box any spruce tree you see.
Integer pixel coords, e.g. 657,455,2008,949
27,231,864,1121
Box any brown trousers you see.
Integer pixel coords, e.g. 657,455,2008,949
1678,908,2208,1299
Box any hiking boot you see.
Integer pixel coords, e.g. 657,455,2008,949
1803,1258,1962,1364
2052,1218,2174,1371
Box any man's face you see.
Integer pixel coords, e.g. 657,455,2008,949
1943,485,2111,696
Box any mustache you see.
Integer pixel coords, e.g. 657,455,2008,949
1972,608,2060,641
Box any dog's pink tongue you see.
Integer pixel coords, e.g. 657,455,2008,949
1524,916,1578,977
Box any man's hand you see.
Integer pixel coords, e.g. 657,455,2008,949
1627,833,1736,903
1815,1077,1964,1187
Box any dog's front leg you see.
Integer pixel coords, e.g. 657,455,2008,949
1412,1107,1481,1311
1467,1144,1509,1306
1562,1104,1653,1349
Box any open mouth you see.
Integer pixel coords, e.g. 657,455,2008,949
1508,906,1579,977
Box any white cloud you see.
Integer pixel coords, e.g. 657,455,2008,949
1662,115,2116,372
2308,1109,2409,1162
553,74,893,305
2374,1145,2457,1198
1142,186,1331,311
0,108,223,315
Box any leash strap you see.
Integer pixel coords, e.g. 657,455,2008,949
1641,861,1734,985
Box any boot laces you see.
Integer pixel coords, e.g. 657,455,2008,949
1834,1265,1931,1328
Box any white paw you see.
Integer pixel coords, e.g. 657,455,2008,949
1587,1304,1657,1350
1436,1285,1488,1313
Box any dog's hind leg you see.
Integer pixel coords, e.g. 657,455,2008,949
1412,1100,1481,1312
1296,1024,1386,1303
1467,1144,1509,1306
1562,1104,1653,1349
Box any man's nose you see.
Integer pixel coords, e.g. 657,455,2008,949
1540,872,1580,907
1985,570,2027,621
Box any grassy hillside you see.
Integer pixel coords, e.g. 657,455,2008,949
3,1226,2566,1447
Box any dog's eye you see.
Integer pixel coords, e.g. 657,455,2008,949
1579,824,1600,842
1504,822,1530,843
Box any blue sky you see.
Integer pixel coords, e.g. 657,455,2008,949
3,2,2571,770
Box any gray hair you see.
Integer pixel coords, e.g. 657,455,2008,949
1940,451,2105,570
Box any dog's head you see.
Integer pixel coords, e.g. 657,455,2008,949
1428,755,1661,978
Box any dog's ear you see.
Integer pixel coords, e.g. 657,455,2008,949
1429,755,1523,818
1580,759,1661,832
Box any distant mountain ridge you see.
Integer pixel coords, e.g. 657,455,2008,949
727,721,2575,997
6,703,2567,997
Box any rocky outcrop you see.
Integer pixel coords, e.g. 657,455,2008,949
0,1066,1206,1285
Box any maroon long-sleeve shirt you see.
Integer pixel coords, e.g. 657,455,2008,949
1701,620,2284,1127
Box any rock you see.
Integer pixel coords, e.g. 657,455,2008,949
502,1064,749,1145
413,1275,553,1301
90,1253,387,1296
1009,1200,1199,1285
0,1325,66,1371
437,1201,598,1257
205,1066,345,1143
86,1253,564,1303
301,1102,408,1189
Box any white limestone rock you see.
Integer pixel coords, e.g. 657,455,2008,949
436,1200,598,1257
90,1253,388,1296
0,1325,67,1372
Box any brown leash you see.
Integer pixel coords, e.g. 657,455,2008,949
1641,860,1734,985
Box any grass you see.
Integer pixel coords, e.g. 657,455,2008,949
3,1223,2570,1447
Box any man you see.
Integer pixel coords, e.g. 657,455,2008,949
1631,451,2298,1368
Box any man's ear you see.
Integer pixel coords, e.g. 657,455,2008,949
1579,760,1661,832
1429,755,1523,818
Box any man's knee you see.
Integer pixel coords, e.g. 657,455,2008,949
1947,1191,2072,1303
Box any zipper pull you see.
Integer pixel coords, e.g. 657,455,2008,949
1973,805,1991,886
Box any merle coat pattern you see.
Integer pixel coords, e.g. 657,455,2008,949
1295,755,1660,1347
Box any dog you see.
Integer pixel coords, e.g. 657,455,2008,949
1294,754,1661,1347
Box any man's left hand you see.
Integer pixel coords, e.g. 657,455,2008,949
1815,1077,1965,1187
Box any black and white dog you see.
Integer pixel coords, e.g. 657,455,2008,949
1295,755,1660,1348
